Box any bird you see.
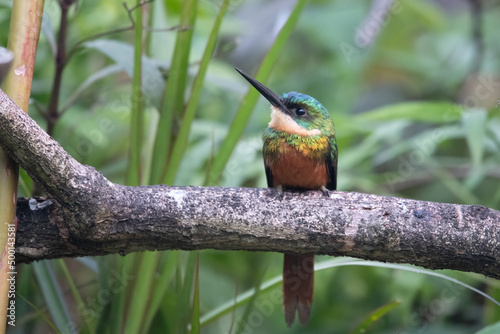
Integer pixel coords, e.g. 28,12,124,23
235,68,338,327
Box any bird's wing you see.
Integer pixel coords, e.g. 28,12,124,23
325,139,338,191
265,164,273,188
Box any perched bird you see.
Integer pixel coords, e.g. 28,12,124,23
235,68,338,327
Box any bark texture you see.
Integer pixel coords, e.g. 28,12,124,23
1,89,500,279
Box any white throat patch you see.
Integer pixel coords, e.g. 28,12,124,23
268,106,321,136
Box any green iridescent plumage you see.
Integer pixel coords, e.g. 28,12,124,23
281,92,335,135
263,91,337,168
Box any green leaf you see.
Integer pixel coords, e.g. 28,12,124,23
58,259,94,334
126,0,145,186
190,252,201,334
235,267,266,334
16,293,61,333
430,164,481,204
163,0,229,185
168,251,198,334
205,0,308,186
33,261,75,332
200,258,500,327
83,39,164,100
143,251,180,332
61,64,122,114
18,167,33,197
182,252,198,334
373,124,462,167
124,252,160,334
484,282,500,326
55,104,131,169
149,0,198,185
359,101,463,123
475,321,500,334
40,11,56,56
321,260,500,307
351,300,401,334
109,254,136,334
200,273,282,327
463,108,487,167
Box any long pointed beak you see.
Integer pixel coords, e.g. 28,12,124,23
235,68,289,112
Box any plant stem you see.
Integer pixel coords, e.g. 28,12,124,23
46,1,75,136
163,0,229,185
0,0,44,332
149,0,198,185
126,0,144,186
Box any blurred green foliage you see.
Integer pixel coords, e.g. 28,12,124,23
2,0,500,333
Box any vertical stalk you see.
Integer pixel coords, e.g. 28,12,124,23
46,0,73,136
0,0,44,331
163,0,229,185
149,0,198,185
120,2,145,333
126,0,144,186
469,0,483,74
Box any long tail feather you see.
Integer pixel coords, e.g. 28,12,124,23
283,253,314,326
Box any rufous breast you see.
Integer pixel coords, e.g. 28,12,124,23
266,144,328,190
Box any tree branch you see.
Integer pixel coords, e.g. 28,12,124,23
1,88,500,279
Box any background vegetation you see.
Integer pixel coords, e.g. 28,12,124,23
1,0,500,333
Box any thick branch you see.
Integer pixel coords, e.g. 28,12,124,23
1,89,500,279
15,190,500,279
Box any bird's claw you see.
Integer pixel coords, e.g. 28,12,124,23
319,186,330,197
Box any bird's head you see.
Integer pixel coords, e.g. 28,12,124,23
235,68,334,137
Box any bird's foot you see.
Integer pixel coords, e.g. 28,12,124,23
272,185,286,199
319,186,330,197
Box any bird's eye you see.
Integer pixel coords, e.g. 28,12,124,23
295,108,306,116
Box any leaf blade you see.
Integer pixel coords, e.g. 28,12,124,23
149,0,199,185
350,300,401,334
33,261,75,332
359,101,463,123
164,0,229,185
